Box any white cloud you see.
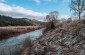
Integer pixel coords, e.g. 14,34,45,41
62,0,70,3
46,0,56,2
0,2,47,21
34,0,40,3
0,0,5,2
59,14,70,19
34,0,57,3
34,0,70,3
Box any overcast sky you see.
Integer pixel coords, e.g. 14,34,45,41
0,0,71,21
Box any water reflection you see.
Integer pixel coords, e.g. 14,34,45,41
0,28,44,55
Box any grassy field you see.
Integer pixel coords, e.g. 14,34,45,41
0,26,41,40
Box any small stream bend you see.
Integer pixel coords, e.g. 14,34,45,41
0,28,44,55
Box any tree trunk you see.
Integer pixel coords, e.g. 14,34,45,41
79,12,81,21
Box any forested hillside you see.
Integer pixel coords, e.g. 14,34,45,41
0,15,44,26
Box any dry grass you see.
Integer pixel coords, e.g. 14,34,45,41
20,20,85,55
0,26,41,40
20,38,33,55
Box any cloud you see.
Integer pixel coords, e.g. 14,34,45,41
34,0,57,3
59,14,70,19
0,2,47,21
34,0,70,3
0,0,5,2
34,0,40,3
62,0,70,3
46,0,56,2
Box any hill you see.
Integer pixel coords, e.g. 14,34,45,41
21,20,85,55
0,15,44,26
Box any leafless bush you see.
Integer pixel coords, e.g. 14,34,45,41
45,11,59,30
67,18,72,23
20,37,33,55
22,37,33,49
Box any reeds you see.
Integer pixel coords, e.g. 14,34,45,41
0,26,41,40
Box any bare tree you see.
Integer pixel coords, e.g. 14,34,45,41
45,11,59,29
83,13,85,19
61,18,66,22
70,0,85,21
67,17,72,22
46,11,59,22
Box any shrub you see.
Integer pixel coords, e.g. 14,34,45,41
45,11,59,30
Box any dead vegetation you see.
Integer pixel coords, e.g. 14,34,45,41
21,19,85,55
0,26,41,40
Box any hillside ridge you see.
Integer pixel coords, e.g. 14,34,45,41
21,20,85,55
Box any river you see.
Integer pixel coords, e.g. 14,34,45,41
0,28,44,55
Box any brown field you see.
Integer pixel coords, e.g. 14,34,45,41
0,26,41,40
